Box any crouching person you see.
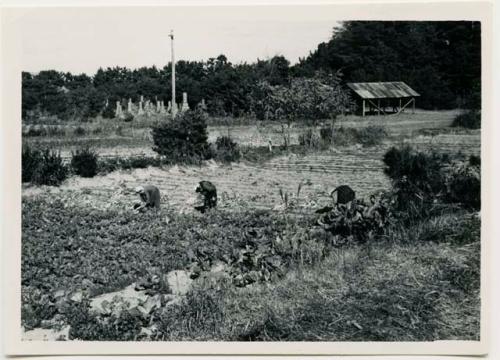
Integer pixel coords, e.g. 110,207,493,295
194,180,217,213
134,185,161,212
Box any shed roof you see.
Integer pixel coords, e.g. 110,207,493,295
347,82,420,99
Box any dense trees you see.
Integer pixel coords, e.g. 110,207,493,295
296,21,481,109
22,21,481,121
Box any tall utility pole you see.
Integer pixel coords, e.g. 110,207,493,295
169,29,177,118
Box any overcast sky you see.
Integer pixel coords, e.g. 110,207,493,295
7,6,340,75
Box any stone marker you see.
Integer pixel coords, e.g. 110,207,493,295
181,92,190,112
115,101,123,118
138,100,144,115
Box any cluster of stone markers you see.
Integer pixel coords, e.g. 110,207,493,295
113,92,206,118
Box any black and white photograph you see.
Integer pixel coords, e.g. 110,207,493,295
1,0,494,356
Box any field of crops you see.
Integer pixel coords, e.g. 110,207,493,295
21,110,481,341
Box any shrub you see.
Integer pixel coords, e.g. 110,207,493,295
319,125,335,144
383,145,480,217
214,136,240,163
329,126,387,147
74,126,86,136
71,148,99,178
152,109,212,164
469,155,481,167
102,104,115,119
452,110,481,129
383,145,450,217
22,146,43,182
123,111,134,122
298,129,321,149
445,161,481,210
356,126,388,146
31,149,68,186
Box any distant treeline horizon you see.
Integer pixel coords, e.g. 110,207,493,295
22,20,481,121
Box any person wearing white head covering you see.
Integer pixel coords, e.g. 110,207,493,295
134,185,161,211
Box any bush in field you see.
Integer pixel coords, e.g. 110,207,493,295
123,111,134,122
214,136,240,163
319,125,335,144
152,109,212,164
383,145,450,217
383,145,480,217
444,160,481,210
102,104,115,119
298,129,321,149
71,148,99,178
22,146,43,182
74,126,86,136
31,149,68,186
452,110,481,129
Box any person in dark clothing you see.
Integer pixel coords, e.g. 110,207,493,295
194,181,217,213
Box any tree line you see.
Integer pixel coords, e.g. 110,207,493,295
22,21,481,121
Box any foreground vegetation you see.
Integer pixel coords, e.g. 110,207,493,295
21,139,481,341
21,196,480,341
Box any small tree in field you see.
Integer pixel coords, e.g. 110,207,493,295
151,109,212,164
248,71,354,122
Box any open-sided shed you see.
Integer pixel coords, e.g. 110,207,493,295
347,82,420,117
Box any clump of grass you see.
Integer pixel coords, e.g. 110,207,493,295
157,286,226,340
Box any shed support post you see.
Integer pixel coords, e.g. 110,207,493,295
399,98,402,113
412,98,415,114
362,99,365,117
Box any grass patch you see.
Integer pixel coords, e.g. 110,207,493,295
157,231,479,341
330,126,388,147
